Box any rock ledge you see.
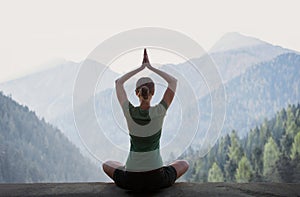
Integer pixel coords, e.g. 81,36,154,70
0,182,299,196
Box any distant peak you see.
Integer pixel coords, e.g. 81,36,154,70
210,32,266,53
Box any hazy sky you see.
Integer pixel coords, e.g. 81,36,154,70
0,0,300,82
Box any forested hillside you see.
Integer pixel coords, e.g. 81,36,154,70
0,92,102,183
184,103,300,183
199,53,300,139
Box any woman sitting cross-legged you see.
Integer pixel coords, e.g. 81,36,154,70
102,49,189,191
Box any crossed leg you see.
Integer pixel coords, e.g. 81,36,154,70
102,160,189,180
169,160,189,179
102,160,123,180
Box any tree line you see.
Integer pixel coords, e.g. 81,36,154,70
183,103,300,183
0,92,101,183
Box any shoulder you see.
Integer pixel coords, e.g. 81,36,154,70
121,99,134,117
159,99,168,110
150,99,168,117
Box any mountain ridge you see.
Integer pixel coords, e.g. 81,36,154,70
0,32,299,161
210,32,283,53
0,92,105,183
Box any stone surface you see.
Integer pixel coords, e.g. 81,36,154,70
0,182,300,197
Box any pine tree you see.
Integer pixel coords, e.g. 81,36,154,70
280,133,294,156
216,135,230,172
235,155,253,183
290,131,300,160
275,154,293,182
224,130,243,181
263,137,280,181
259,119,270,147
182,103,300,183
0,92,101,183
286,122,298,138
253,146,263,170
291,153,300,182
273,110,286,144
208,162,224,182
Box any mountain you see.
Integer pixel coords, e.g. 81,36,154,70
209,32,293,82
170,32,292,101
0,92,105,183
210,32,266,53
197,53,300,147
70,52,300,160
0,59,119,151
0,32,299,161
223,52,300,135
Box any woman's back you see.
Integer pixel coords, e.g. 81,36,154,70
122,99,168,172
102,49,189,191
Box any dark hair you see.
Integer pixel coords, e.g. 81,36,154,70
135,82,155,97
140,86,149,100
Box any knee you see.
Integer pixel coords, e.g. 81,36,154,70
102,160,111,171
102,160,123,171
179,160,189,170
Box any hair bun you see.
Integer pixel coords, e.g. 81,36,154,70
140,86,149,100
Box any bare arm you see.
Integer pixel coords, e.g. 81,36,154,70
115,64,145,106
143,49,177,108
147,64,177,108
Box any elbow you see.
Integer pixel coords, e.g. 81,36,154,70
115,78,122,85
167,76,177,84
170,77,177,86
170,75,177,83
173,77,178,84
168,78,177,91
115,78,124,87
115,79,120,88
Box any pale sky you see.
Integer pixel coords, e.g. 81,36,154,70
0,0,300,82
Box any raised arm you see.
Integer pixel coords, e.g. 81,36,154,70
143,49,177,108
115,64,145,106
147,65,177,108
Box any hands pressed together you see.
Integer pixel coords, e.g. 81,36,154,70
115,48,176,108
141,49,153,70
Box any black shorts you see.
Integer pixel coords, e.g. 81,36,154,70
113,166,177,191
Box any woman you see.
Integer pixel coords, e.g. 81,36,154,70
102,49,189,191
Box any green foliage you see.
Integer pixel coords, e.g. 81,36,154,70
291,154,300,182
250,146,263,181
228,131,243,163
185,103,300,183
275,154,293,182
224,130,243,182
216,135,230,172
184,54,300,182
208,162,224,182
263,137,280,180
235,155,252,183
291,132,300,160
0,92,100,183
